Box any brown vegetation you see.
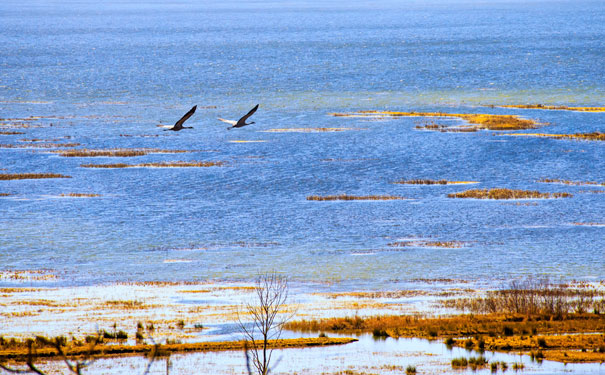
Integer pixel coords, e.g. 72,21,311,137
0,131,25,135
330,111,540,131
54,148,190,157
539,178,605,186
81,161,224,168
0,337,357,361
393,179,478,185
307,195,408,201
447,188,572,199
495,104,605,112
387,241,465,248
0,173,71,180
59,193,101,198
506,132,605,141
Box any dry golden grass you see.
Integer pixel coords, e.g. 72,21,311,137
54,148,190,157
539,178,605,186
0,173,71,180
0,337,357,361
307,195,408,201
330,111,540,131
505,132,605,141
394,179,478,185
286,313,605,340
59,193,101,198
81,161,224,168
447,188,572,199
0,131,25,135
496,104,605,112
0,193,11,196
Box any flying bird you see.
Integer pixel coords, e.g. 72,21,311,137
163,105,197,131
218,104,259,130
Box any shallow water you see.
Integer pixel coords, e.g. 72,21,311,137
1,0,604,290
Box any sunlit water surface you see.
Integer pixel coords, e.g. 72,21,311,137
0,0,604,291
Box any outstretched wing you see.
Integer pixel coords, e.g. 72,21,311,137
218,118,237,125
173,105,197,130
238,104,259,124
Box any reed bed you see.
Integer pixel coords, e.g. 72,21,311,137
0,193,12,196
0,173,71,180
394,179,478,185
0,131,25,135
539,178,605,186
307,195,408,201
330,111,540,131
54,148,190,157
447,188,572,199
506,132,605,141
0,143,80,149
495,104,605,112
81,161,225,168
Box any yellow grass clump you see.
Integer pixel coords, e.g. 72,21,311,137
505,132,605,141
54,148,190,157
330,111,540,131
496,104,605,112
81,161,225,168
307,195,408,201
447,188,572,199
0,173,71,180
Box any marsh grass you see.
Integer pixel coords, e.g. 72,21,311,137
495,104,605,112
55,148,190,157
447,188,572,199
0,193,11,196
538,178,605,187
505,132,605,141
394,179,478,185
331,111,540,131
0,131,25,135
307,195,408,201
81,161,225,168
0,173,71,180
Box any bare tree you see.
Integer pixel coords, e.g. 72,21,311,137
238,273,293,375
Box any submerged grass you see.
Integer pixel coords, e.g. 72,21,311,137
307,195,408,201
330,111,540,131
0,173,71,180
55,148,190,157
81,161,225,168
447,188,572,199
59,193,101,198
387,241,465,248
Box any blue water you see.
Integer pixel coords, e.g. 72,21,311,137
1,0,604,288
